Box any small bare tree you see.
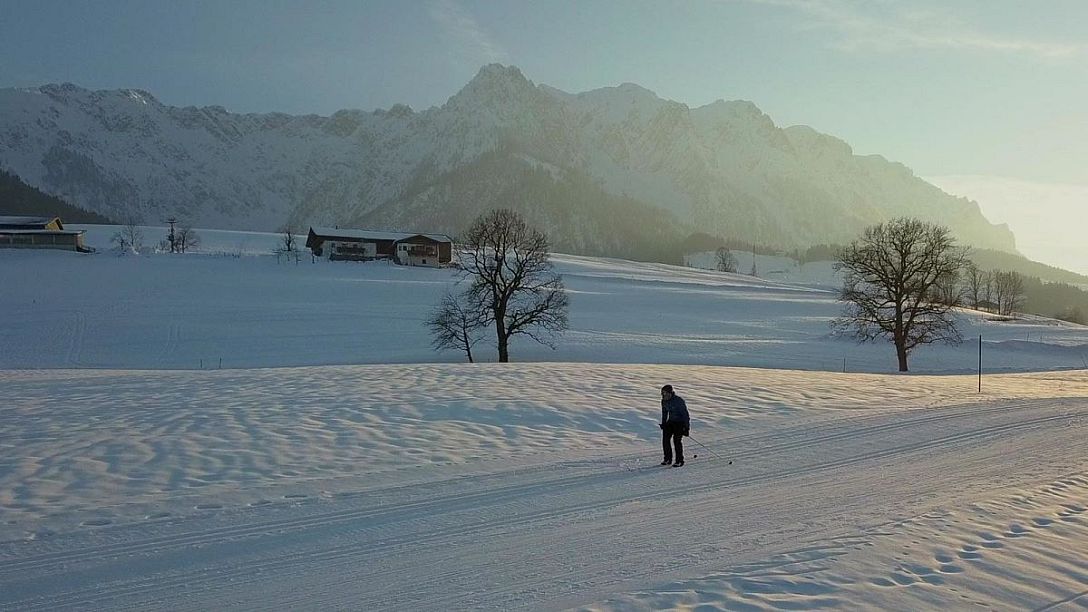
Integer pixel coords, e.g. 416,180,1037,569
993,270,1025,316
111,217,144,255
460,208,569,362
964,262,985,309
932,267,963,306
981,269,995,310
715,247,738,273
834,217,968,372
282,226,297,253
278,225,301,264
176,225,200,253
427,291,485,362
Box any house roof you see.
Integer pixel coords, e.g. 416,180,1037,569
0,228,84,235
308,227,452,243
0,215,62,229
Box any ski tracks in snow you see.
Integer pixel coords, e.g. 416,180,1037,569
2,397,1087,610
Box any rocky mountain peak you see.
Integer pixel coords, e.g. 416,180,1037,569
0,65,1017,254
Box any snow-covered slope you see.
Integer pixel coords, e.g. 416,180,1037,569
1,365,1086,610
0,226,1083,372
0,65,1015,254
2,228,1087,610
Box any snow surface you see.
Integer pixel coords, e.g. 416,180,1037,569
2,226,1088,610
1,365,1087,610
2,225,1086,373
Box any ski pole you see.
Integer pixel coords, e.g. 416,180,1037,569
688,435,732,464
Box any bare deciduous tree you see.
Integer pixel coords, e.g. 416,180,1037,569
277,225,301,264
176,225,200,253
426,291,485,363
282,226,298,253
834,217,968,372
964,262,985,309
111,216,144,255
459,209,569,362
993,270,1025,316
932,267,963,306
715,247,738,273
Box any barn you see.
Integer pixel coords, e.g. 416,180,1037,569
306,227,453,267
0,216,90,252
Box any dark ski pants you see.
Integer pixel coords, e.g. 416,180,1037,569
662,425,684,463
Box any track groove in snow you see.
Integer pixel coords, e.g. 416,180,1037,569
2,393,1085,610
0,398,1038,574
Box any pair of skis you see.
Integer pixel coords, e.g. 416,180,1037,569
620,455,732,472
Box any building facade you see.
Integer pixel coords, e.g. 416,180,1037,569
0,216,89,252
306,227,453,267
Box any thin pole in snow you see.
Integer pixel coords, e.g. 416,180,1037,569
688,434,731,464
978,334,982,393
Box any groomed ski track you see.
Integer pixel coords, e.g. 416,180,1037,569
3,392,1086,611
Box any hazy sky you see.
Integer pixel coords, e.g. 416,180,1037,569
1,0,1084,268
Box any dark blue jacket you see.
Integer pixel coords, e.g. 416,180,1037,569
661,395,690,427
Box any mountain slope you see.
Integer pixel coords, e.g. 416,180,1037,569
0,168,115,224
0,65,1015,254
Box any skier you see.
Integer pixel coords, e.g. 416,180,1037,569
659,384,690,466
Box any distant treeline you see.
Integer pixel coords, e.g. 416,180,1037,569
0,169,116,224
1022,277,1088,324
678,232,1088,325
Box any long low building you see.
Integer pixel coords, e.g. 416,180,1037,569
0,216,90,252
305,227,453,267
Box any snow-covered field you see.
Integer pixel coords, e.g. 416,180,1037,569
1,365,1087,610
2,226,1087,610
2,225,1086,373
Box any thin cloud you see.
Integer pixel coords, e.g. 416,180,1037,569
428,0,509,65
741,0,1082,58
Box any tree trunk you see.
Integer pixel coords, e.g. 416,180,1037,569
495,315,509,363
896,341,909,372
461,328,475,364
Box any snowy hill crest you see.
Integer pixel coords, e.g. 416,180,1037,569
0,65,1015,253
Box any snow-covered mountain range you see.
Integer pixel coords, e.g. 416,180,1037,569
0,64,1015,255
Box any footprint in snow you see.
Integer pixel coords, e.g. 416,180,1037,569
957,547,983,561
81,519,112,527
934,552,955,564
888,572,916,586
870,577,897,587
1006,523,1029,537
976,532,1004,548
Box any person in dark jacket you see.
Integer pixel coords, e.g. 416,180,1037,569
659,384,690,466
